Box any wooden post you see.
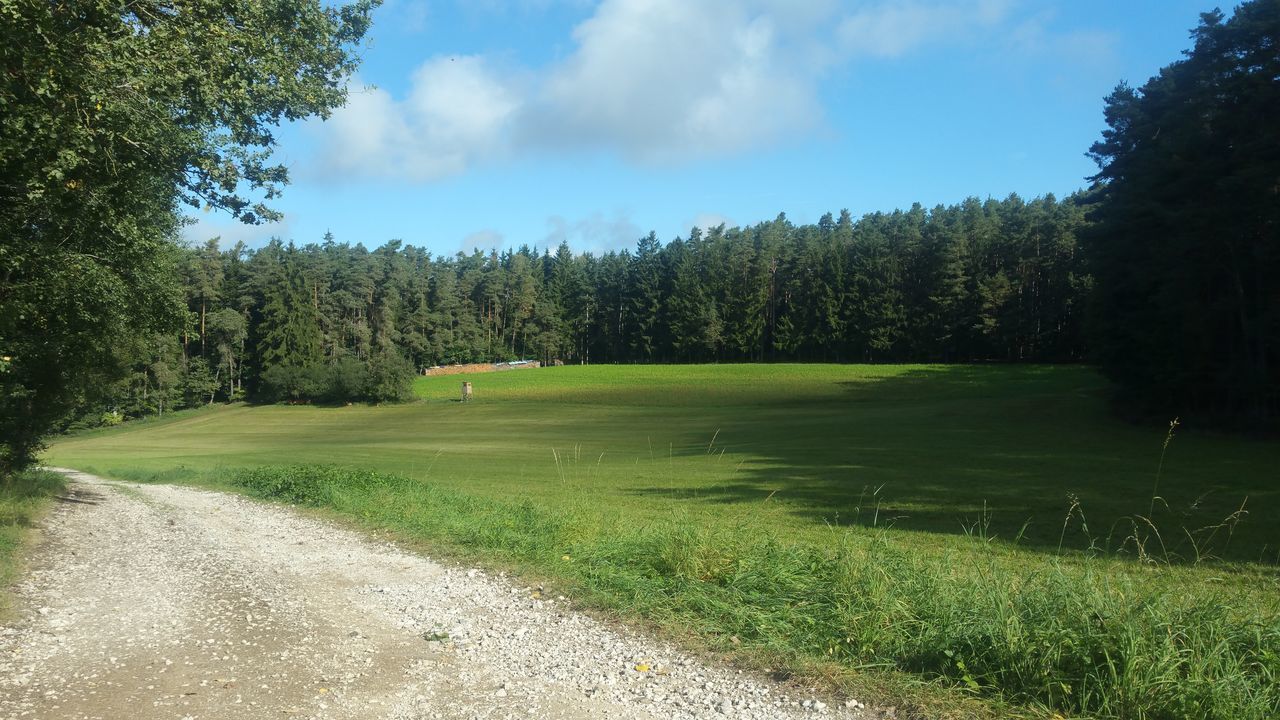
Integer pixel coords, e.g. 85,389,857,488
461,381,472,402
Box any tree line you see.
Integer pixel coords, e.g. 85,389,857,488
85,192,1089,420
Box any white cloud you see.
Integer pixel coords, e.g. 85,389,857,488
1007,16,1119,79
309,0,1102,181
459,229,505,254
313,0,834,179
316,56,520,181
380,0,431,33
526,0,824,163
836,0,1013,58
544,211,642,253
183,215,291,249
688,213,737,235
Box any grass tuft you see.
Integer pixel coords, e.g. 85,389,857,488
1,469,67,618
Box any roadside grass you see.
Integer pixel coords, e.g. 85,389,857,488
0,470,66,619
46,364,1280,717
98,464,1280,719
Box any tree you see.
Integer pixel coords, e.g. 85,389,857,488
1084,1,1280,422
207,307,248,400
628,232,664,361
0,0,376,474
256,245,326,400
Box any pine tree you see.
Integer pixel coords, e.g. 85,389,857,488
1085,1,1279,420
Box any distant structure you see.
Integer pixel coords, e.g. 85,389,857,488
423,361,542,377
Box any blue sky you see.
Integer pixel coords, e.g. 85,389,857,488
186,0,1216,256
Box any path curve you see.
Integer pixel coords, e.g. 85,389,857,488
1,470,885,720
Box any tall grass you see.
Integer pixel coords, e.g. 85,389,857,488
143,464,1280,720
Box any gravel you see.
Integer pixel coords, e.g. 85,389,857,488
0,469,890,720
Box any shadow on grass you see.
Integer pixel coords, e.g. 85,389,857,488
628,365,1280,564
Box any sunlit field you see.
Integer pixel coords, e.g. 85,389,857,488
50,364,1280,561
47,364,1280,718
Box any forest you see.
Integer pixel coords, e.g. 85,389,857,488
93,192,1089,418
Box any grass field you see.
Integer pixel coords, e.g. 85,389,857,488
50,364,1280,562
44,365,1280,718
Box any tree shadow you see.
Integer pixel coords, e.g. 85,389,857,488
57,487,105,505
625,365,1280,564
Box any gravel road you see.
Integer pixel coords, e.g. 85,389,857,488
1,469,890,720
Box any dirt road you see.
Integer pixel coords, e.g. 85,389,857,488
1,470,881,720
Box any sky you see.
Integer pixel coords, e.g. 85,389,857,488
185,0,1218,256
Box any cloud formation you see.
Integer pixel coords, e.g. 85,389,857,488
321,56,520,181
525,0,821,162
459,229,505,254
544,211,642,253
313,0,1071,181
183,215,292,248
836,0,1012,58
688,213,738,235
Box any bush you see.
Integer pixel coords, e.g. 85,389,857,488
257,351,414,404
259,363,328,403
323,356,369,403
229,465,392,505
364,346,415,402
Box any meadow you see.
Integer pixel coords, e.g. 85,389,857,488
50,364,1279,560
44,365,1280,718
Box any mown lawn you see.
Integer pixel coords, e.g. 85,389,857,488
44,364,1280,718
49,364,1280,562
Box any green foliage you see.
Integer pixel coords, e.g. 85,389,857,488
99,191,1089,420
323,356,370,402
364,345,415,402
1085,1,1280,423
230,464,387,505
0,0,377,474
259,361,328,403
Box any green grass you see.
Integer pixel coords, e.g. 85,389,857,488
46,364,1280,718
1,470,66,619
52,365,1280,562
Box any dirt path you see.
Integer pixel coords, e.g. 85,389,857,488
1,470,883,720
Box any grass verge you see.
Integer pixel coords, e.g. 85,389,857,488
0,470,67,620
103,464,1280,720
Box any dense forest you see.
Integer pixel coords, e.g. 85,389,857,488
84,193,1089,419
1084,3,1279,422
